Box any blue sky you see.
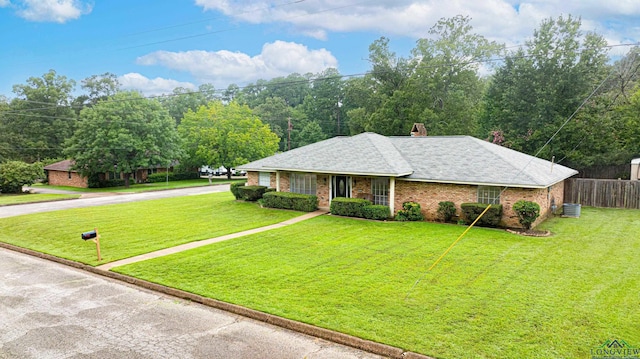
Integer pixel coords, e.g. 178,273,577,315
1,0,639,98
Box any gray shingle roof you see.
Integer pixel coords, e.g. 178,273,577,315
239,132,577,188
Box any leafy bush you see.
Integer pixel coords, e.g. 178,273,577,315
362,205,391,220
460,203,503,227
395,201,424,221
237,185,267,201
512,200,541,230
330,197,372,218
146,171,199,183
437,201,457,222
0,161,44,193
230,182,245,200
262,192,318,212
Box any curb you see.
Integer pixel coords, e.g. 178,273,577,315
0,242,435,359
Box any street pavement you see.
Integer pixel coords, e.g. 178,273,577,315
0,248,383,359
1,185,231,219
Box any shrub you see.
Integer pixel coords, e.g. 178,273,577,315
460,203,503,227
147,171,199,183
330,197,372,218
0,161,44,193
262,192,318,212
395,201,424,221
437,201,457,222
87,173,125,188
512,200,541,230
230,182,245,199
237,185,267,201
362,205,391,220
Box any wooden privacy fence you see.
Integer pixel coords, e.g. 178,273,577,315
564,178,640,209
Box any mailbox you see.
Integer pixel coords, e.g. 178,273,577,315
81,230,97,240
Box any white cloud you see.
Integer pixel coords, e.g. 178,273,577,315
14,0,92,23
194,0,640,46
136,40,338,86
118,73,196,97
0,0,10,8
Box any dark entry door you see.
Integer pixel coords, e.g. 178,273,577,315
332,176,350,199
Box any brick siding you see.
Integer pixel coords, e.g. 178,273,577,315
248,171,565,229
47,170,88,188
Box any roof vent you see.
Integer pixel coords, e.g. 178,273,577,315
410,123,427,137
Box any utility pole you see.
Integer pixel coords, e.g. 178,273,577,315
287,117,293,151
336,100,343,136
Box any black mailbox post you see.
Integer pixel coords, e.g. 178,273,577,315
81,228,101,261
81,230,97,240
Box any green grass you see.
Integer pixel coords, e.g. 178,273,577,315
115,207,640,358
33,178,245,193
0,193,80,205
0,192,300,266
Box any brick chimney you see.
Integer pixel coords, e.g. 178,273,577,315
410,123,427,137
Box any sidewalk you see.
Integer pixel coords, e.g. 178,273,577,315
96,209,328,271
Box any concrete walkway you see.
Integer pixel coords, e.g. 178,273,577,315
97,209,328,271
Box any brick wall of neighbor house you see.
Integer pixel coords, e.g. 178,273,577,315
47,170,88,188
394,181,476,222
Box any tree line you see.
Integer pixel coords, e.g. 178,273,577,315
1,14,639,189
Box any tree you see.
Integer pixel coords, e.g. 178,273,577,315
482,15,609,164
6,70,77,162
159,84,217,125
296,121,326,147
300,68,345,137
178,101,279,178
0,161,44,194
65,91,183,188
253,96,306,151
346,17,500,136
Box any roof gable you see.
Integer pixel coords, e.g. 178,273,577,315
44,159,75,172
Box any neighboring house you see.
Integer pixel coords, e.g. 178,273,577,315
238,129,578,228
44,160,171,188
44,160,89,188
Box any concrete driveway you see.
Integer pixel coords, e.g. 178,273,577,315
1,185,231,219
0,248,383,359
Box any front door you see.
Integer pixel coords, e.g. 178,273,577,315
331,175,351,199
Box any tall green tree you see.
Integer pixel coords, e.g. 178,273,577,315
6,70,77,162
253,96,306,151
482,15,609,164
65,91,183,188
159,84,217,125
178,101,279,178
408,15,501,135
300,68,345,137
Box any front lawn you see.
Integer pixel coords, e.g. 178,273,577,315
115,207,640,358
0,193,80,206
0,192,300,266
33,178,245,193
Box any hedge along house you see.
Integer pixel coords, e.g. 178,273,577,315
44,159,172,188
238,129,578,228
